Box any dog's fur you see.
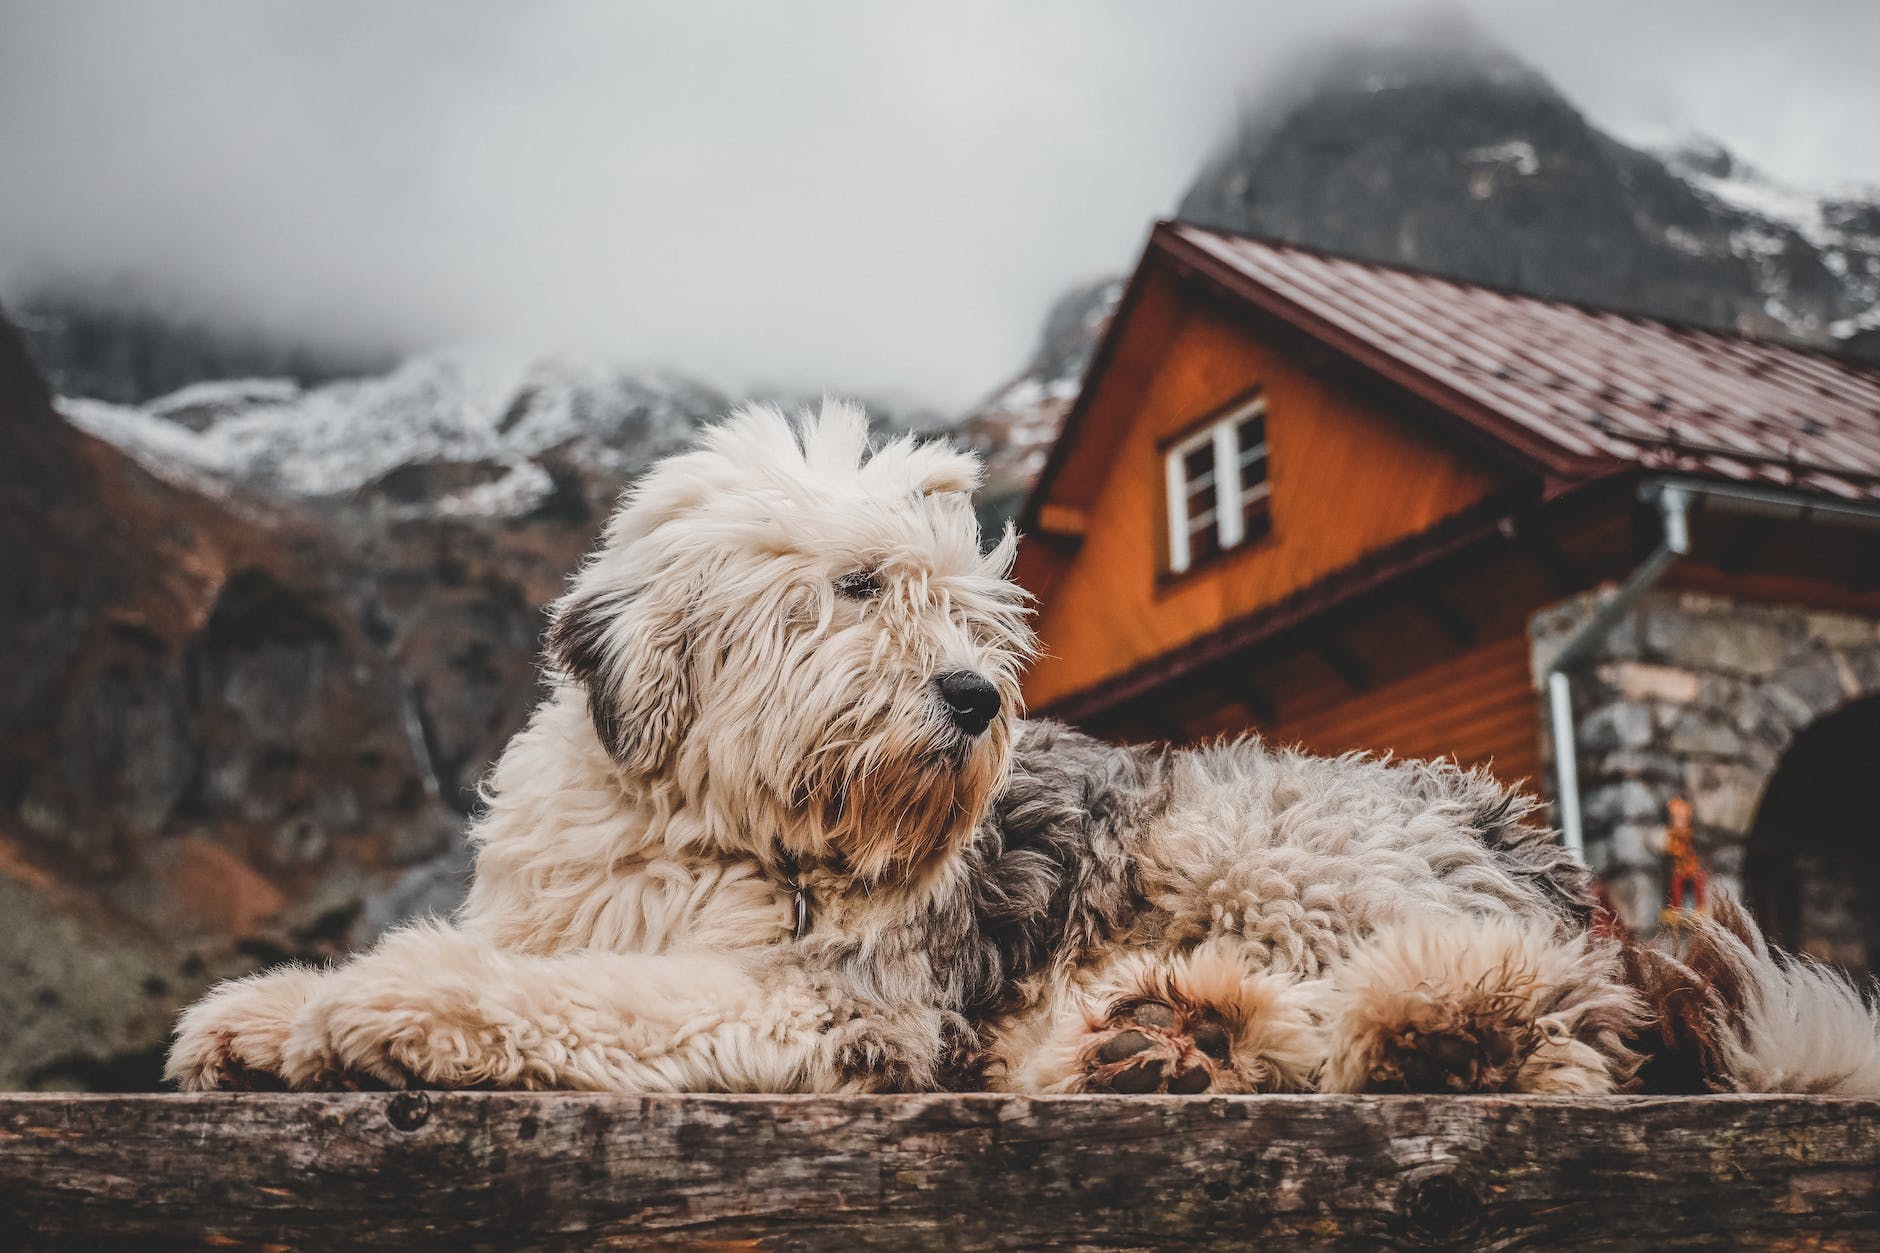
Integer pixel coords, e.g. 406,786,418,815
169,403,1880,1097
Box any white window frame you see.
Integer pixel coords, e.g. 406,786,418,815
1164,394,1269,575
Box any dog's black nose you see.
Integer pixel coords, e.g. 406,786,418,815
935,670,1001,737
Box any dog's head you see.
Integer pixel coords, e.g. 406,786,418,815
547,399,1034,882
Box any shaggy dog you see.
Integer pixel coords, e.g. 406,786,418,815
169,403,1880,1097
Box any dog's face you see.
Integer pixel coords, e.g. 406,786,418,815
548,401,1034,882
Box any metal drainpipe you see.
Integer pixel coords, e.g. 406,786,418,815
1546,483,1692,862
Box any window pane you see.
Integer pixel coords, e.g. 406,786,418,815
1241,482,1270,539
1189,520,1222,563
1186,482,1217,516
1182,441,1215,485
1236,414,1264,455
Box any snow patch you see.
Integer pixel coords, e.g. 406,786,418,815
1463,140,1539,176
60,349,731,516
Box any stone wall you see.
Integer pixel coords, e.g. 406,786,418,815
1531,589,1880,938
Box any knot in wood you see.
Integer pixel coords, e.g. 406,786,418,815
1396,1168,1482,1247
385,1091,432,1132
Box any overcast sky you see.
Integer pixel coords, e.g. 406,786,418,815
1,1,1876,409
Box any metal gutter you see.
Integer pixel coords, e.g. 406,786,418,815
1544,484,1691,861
1545,476,1880,862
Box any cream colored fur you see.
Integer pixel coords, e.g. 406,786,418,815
171,401,1030,1093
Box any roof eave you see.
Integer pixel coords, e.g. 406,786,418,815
1153,224,1615,484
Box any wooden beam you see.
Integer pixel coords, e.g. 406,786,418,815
1034,503,1088,540
1114,703,1186,745
1196,661,1277,723
1417,590,1479,648
1315,636,1371,691
1517,527,1587,594
1,1094,1875,1250
1228,679,1277,723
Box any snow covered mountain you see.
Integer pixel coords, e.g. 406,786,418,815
59,347,944,525
959,20,1880,522
1174,15,1880,361
60,352,729,515
1654,139,1880,347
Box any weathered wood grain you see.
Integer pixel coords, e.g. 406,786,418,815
1,1093,1875,1250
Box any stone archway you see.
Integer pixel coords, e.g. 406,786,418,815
1535,589,1880,934
1742,695,1880,978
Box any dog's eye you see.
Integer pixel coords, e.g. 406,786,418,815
834,570,883,600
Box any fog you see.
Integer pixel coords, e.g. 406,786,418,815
1,1,1875,408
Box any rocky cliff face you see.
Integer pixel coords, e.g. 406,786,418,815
1177,17,1880,355
0,306,479,1088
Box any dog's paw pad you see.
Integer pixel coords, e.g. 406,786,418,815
1368,1019,1529,1094
1096,1029,1157,1066
1102,1054,1168,1094
1082,998,1229,1095
214,1052,289,1092
1166,1064,1212,1094
1191,1016,1232,1063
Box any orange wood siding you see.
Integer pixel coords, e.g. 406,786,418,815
1145,550,1557,794
1022,297,1511,710
1261,631,1545,792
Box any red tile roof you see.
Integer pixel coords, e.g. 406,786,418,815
1164,223,1880,501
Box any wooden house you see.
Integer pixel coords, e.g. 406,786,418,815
1015,222,1880,956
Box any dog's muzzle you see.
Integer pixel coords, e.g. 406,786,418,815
934,670,1000,737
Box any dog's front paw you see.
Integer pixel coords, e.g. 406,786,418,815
280,976,532,1091
1084,997,1231,1094
1035,944,1322,1096
166,966,325,1092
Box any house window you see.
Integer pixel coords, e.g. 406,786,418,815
1164,393,1270,575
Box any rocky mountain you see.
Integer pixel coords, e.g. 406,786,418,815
1178,14,1880,356
60,351,729,517
0,307,470,1088
11,294,393,406
964,16,1880,515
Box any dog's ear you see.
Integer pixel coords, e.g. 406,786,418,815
546,576,694,776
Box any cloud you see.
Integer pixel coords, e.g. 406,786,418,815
1,0,1874,408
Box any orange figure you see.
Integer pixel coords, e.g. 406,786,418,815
1659,795,1709,928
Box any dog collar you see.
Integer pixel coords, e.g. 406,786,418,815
775,844,813,940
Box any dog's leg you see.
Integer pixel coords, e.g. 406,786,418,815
166,964,329,1091
990,940,1325,1094
1318,915,1645,1094
252,921,946,1092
